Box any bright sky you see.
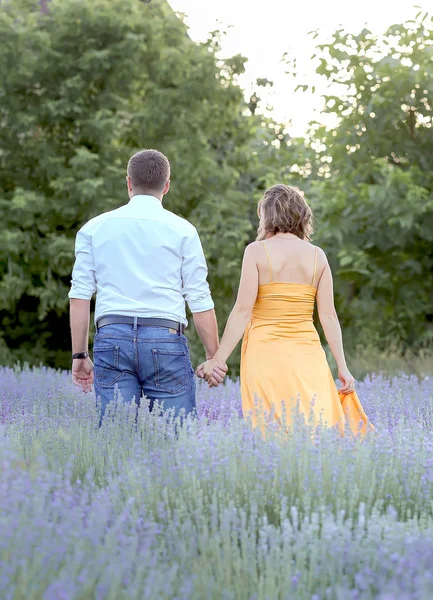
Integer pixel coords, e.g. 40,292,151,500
168,0,432,134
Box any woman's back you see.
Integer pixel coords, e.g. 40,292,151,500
254,235,321,288
248,235,320,339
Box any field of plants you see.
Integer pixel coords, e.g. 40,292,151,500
2,367,433,599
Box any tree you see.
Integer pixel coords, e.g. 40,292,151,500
4,0,430,374
299,10,433,351
0,0,272,368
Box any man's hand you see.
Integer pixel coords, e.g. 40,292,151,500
197,358,228,388
72,357,94,392
196,362,216,386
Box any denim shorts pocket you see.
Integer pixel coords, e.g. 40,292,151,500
152,349,188,394
94,345,123,388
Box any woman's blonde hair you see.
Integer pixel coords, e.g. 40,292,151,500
256,184,313,241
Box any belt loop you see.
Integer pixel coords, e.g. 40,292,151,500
133,316,138,332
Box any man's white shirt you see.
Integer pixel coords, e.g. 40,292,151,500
68,194,214,325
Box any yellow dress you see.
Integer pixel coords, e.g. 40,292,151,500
240,243,371,435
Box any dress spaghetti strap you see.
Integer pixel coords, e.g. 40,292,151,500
261,241,273,283
311,246,318,286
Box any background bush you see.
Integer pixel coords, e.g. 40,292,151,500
0,0,432,372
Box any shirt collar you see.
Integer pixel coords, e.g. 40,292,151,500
128,194,163,211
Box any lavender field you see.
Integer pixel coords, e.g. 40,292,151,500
2,367,433,599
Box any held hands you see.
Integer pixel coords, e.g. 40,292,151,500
338,365,356,394
196,357,228,388
72,357,94,393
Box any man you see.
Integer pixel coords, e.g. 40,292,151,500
69,149,226,421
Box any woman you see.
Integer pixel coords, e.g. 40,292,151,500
200,184,370,434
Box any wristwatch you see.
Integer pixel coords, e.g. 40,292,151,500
72,351,90,360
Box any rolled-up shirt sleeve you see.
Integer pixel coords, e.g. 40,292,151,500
181,228,214,313
68,227,97,300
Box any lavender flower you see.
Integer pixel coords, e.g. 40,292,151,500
1,367,433,598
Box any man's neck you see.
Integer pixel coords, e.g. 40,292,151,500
130,192,163,202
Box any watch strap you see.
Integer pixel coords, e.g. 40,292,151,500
72,351,89,360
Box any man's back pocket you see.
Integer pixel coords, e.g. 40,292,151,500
152,349,188,394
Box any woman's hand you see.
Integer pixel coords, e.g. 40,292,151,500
196,358,228,387
338,366,355,394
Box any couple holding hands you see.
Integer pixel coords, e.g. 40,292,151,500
70,149,369,433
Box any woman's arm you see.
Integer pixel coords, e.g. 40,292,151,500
202,244,259,381
316,252,355,393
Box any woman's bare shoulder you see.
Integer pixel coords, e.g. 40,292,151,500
311,243,328,261
245,241,264,255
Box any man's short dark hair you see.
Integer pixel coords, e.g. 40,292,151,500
127,149,170,194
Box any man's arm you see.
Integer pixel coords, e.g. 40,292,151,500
181,228,227,385
70,298,91,353
70,299,94,392
69,227,97,392
181,228,218,356
192,309,219,360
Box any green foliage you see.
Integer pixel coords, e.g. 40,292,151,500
303,11,433,351
0,0,271,368
1,1,432,371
